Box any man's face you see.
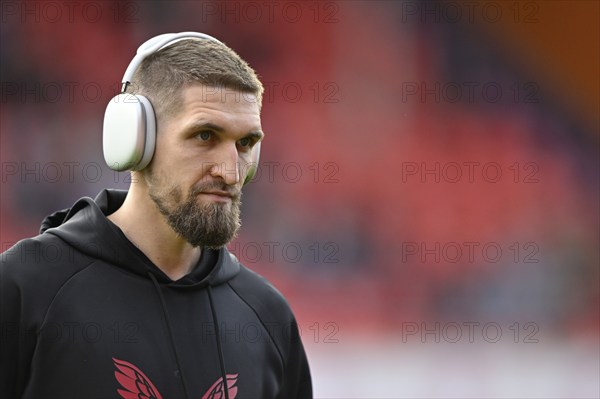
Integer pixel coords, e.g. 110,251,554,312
143,84,263,248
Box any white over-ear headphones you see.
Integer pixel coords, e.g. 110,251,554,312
102,32,261,184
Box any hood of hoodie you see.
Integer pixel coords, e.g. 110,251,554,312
40,188,240,287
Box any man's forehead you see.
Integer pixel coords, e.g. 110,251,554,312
181,84,260,109
174,85,261,131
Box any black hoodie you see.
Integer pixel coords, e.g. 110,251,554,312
0,189,312,398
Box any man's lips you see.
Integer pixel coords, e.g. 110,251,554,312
198,190,239,201
204,190,233,198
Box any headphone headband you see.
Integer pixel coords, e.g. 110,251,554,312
121,32,222,92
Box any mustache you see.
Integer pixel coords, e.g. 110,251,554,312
190,181,242,201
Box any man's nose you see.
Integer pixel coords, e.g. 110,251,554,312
208,144,240,185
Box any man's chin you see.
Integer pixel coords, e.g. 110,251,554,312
187,229,238,249
149,187,241,249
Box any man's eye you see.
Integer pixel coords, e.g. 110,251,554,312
239,137,252,147
198,131,212,141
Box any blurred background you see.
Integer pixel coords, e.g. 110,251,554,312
1,1,598,397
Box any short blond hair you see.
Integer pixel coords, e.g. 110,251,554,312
127,38,263,118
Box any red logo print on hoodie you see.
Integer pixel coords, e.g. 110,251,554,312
113,357,238,399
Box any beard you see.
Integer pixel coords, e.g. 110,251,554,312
145,171,242,249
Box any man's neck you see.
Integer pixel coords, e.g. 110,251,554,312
107,186,201,281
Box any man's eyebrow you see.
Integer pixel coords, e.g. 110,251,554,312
185,121,224,133
244,131,265,141
184,121,264,139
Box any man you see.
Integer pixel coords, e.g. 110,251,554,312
0,32,312,398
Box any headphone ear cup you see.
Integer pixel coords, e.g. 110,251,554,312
244,141,261,185
134,95,156,171
103,93,156,171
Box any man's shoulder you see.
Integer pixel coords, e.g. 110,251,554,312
227,264,306,367
228,264,297,322
0,233,95,289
